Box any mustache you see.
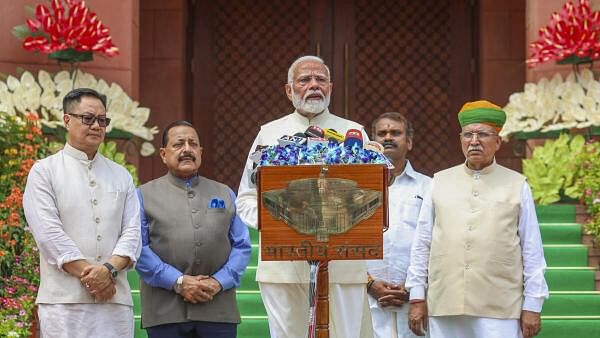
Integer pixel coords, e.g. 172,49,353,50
382,141,397,148
468,146,483,152
178,152,196,161
303,89,324,100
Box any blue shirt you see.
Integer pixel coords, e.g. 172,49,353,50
135,180,251,291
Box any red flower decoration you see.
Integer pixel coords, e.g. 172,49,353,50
527,0,600,68
20,0,118,61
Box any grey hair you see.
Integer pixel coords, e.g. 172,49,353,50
287,55,331,84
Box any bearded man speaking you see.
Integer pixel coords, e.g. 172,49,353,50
237,55,374,338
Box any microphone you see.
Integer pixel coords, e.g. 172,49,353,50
323,128,344,143
343,129,363,149
305,125,324,138
277,134,307,147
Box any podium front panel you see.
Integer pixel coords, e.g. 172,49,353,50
258,164,387,261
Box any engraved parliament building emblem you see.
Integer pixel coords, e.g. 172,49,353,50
262,177,382,241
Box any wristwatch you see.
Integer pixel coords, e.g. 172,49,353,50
174,275,184,294
103,262,118,280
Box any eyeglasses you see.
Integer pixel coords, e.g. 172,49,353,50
68,113,111,127
294,75,330,86
460,131,498,140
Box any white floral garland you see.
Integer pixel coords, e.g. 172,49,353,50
501,69,600,138
0,69,158,155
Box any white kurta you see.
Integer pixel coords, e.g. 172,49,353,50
405,164,549,338
367,161,430,338
23,143,141,337
237,109,372,338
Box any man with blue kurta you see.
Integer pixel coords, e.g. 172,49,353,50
405,100,549,338
136,120,251,338
367,112,430,338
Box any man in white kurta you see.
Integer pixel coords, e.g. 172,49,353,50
237,55,372,338
405,100,548,338
367,113,430,338
23,88,141,338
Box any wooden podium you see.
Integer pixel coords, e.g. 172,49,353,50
257,164,388,337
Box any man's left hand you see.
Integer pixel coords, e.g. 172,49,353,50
80,264,112,295
196,277,222,297
521,310,541,338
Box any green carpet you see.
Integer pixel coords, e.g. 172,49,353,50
128,204,599,337
536,205,600,338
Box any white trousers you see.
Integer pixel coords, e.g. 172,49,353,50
429,315,522,338
38,303,133,338
259,282,373,338
368,295,425,338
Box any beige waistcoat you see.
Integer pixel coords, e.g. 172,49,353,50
428,162,525,319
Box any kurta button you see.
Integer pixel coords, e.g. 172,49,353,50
195,242,201,247
194,224,200,229
465,243,471,250
92,199,98,206
90,180,96,187
473,191,479,197
97,235,102,241
96,255,101,261
187,191,195,198
94,217,101,224
192,209,198,214
88,163,92,170
465,264,471,270
470,208,477,213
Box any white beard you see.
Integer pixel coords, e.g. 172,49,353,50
291,88,331,116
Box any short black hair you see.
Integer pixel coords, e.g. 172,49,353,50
371,112,415,140
62,88,107,115
162,120,196,147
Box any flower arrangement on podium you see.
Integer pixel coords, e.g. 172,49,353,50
257,141,389,167
8,0,158,156
501,0,600,138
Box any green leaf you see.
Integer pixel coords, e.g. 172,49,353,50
11,25,31,40
48,48,93,63
114,153,125,164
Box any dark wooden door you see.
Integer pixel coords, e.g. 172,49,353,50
191,0,476,189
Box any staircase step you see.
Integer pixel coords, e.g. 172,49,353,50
134,317,148,338
543,245,589,267
239,266,259,291
238,316,270,338
545,268,597,291
132,290,141,314
237,292,268,316
250,244,259,265
536,205,576,223
537,318,600,338
543,292,600,316
128,270,140,290
540,223,582,244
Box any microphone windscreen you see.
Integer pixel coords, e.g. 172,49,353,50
323,128,344,143
343,129,363,149
305,125,324,138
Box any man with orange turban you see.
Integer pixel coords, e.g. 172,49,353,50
405,100,549,338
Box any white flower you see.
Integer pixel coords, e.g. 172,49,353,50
0,69,158,155
140,142,156,156
502,69,600,137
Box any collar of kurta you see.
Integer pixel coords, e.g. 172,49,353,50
166,171,200,189
462,158,497,176
392,160,417,185
63,142,99,162
290,109,332,125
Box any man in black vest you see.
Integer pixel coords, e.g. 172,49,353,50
135,120,252,338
